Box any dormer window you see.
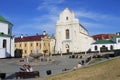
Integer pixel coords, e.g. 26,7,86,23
66,17,68,20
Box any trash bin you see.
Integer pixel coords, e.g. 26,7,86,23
0,73,6,79
81,60,84,65
46,70,52,75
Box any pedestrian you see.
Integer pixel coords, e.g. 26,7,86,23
73,62,82,70
77,62,82,68
26,64,33,72
19,64,27,72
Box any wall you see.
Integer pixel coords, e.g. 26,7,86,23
0,22,9,34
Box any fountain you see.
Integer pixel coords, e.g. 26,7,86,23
29,48,42,62
17,48,54,66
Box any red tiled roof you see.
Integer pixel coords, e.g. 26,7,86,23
15,35,44,42
91,34,115,40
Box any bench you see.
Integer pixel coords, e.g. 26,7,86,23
0,73,6,79
16,71,39,79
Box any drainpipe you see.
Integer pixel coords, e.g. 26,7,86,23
10,36,11,57
9,25,12,58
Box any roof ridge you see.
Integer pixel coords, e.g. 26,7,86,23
0,16,13,25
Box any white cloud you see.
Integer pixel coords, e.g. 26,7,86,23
72,9,120,35
32,0,65,35
74,9,120,29
13,1,120,36
81,22,105,28
37,0,64,10
75,10,120,22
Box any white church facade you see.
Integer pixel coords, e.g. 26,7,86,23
55,8,95,53
0,16,14,58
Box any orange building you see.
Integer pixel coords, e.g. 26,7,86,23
14,34,51,57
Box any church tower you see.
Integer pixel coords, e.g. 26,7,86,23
55,8,94,53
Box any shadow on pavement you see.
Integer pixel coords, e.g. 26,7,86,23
6,73,16,79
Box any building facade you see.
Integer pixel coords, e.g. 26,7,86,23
55,8,95,53
91,36,120,52
14,34,51,57
0,16,14,58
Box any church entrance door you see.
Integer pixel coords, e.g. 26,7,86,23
65,44,70,53
66,49,69,53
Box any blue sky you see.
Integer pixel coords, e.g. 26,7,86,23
0,0,120,36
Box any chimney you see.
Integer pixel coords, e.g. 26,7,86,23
20,34,23,38
116,32,120,36
43,31,46,35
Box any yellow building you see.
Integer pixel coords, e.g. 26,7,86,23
14,34,51,57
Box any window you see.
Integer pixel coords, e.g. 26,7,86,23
95,46,97,50
118,39,120,43
66,29,70,39
44,43,45,46
36,43,38,46
31,50,32,53
3,39,7,48
25,50,27,54
48,43,50,47
31,43,32,47
66,17,68,20
24,43,27,47
19,44,21,47
40,43,41,49
110,45,113,50
8,27,11,35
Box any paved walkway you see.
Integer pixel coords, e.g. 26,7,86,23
0,56,85,79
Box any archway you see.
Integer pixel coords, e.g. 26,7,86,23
65,44,70,53
110,45,113,51
100,45,108,52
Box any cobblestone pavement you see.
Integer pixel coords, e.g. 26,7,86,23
0,55,85,80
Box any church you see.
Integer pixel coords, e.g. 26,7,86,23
0,16,14,58
55,8,95,53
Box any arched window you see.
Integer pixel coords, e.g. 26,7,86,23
3,39,7,48
66,29,70,39
66,17,68,20
110,45,113,50
95,46,97,50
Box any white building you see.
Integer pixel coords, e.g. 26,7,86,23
0,16,14,58
91,36,120,52
55,8,95,53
